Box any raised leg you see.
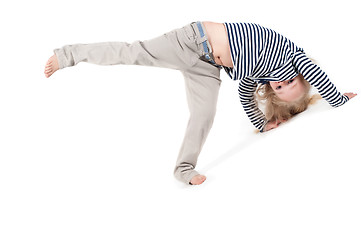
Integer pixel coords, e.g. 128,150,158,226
44,26,199,78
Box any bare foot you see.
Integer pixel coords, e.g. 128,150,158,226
190,175,207,185
44,54,59,78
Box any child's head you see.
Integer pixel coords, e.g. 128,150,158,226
269,74,307,102
256,74,314,122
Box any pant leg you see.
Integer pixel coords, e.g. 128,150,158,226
54,26,199,70
54,22,221,184
174,59,221,184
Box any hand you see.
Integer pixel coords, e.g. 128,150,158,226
344,92,357,99
264,119,287,132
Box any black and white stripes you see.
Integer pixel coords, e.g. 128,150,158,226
223,22,349,131
293,51,348,107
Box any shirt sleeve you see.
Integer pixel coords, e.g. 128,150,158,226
293,51,349,107
238,78,268,132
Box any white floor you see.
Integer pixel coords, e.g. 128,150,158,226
1,1,360,239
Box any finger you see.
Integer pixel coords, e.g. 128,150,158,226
348,93,357,99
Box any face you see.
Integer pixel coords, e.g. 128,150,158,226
269,74,306,102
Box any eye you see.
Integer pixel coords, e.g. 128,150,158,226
288,79,294,84
276,86,282,90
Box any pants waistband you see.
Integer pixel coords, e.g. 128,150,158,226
190,21,217,65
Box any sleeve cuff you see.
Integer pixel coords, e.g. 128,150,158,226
53,48,66,69
259,120,269,133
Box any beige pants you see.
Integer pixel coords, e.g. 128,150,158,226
54,22,222,184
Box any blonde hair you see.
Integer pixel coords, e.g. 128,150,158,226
256,75,320,122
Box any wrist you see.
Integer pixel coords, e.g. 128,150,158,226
260,120,269,133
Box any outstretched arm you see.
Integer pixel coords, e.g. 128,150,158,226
293,52,355,106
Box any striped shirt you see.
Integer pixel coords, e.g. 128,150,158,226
223,22,349,131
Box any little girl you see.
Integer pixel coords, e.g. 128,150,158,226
44,21,357,185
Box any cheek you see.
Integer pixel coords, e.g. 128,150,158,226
297,84,307,97
274,91,288,101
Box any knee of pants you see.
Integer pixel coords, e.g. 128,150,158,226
189,110,217,129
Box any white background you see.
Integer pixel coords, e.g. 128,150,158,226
1,0,360,239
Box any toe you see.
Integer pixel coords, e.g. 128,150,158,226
190,175,207,185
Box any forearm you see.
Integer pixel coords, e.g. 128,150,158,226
239,79,268,131
293,52,349,107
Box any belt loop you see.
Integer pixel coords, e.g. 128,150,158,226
196,36,207,44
